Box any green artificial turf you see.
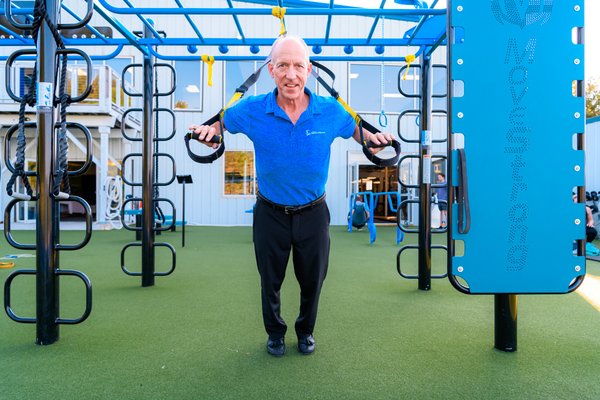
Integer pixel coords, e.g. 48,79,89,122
0,226,599,399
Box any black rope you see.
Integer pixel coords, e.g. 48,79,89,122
5,0,45,198
54,51,72,198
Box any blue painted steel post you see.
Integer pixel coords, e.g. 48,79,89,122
141,22,155,287
494,294,517,352
36,0,60,345
418,55,433,291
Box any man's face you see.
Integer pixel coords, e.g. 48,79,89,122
437,174,444,182
268,38,312,102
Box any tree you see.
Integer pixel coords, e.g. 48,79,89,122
587,78,600,118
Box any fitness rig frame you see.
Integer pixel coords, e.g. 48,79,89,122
0,0,585,352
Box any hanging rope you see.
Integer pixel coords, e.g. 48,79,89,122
54,50,73,200
201,54,215,87
271,6,287,36
9,0,73,200
6,0,46,200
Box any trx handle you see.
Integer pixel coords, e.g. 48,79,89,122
185,132,223,145
359,119,402,168
183,114,225,164
184,58,271,164
311,60,401,167
456,148,470,234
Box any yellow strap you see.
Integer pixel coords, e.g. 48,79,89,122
201,54,215,87
335,95,362,127
220,91,244,118
272,6,287,36
402,54,416,80
0,262,15,269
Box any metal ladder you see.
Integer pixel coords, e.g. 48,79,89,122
396,59,448,290
119,22,177,286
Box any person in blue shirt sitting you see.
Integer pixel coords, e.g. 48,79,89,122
190,35,394,357
351,195,370,230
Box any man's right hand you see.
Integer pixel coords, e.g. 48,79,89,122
188,124,221,149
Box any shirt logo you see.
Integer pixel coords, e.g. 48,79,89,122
306,130,326,136
491,0,553,29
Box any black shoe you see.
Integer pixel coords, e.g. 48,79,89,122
266,337,285,357
298,335,316,355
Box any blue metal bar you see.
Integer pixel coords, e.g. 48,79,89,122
226,0,247,43
0,24,28,43
324,0,334,44
122,0,165,43
0,37,442,47
406,0,442,46
366,0,386,44
93,2,149,56
173,0,205,43
147,44,424,62
95,1,445,16
61,3,110,44
144,0,426,22
424,32,446,57
1,1,31,42
0,45,125,61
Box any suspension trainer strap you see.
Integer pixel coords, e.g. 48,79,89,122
184,59,271,164
456,148,470,234
310,61,401,167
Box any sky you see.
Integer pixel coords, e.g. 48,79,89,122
322,0,599,81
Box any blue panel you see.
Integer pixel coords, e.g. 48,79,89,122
449,0,585,293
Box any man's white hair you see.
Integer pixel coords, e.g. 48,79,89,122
268,34,311,64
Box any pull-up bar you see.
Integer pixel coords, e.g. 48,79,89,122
95,1,445,17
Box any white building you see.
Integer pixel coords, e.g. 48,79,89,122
0,0,447,226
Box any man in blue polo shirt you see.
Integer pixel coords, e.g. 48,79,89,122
190,35,393,357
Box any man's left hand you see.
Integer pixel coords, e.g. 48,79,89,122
368,132,394,154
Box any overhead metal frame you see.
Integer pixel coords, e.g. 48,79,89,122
0,0,448,62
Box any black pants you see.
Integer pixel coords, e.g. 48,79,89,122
587,226,598,243
253,198,330,340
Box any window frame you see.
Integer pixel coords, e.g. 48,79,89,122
172,59,204,112
347,61,418,116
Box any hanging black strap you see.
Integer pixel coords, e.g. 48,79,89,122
311,60,401,167
456,148,470,234
184,59,270,164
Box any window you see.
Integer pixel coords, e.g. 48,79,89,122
225,61,273,100
173,60,202,110
224,151,255,196
349,63,414,113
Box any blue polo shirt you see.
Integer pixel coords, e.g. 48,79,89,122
223,88,355,206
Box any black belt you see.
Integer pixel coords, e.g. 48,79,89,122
257,193,326,215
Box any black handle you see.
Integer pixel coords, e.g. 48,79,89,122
365,140,393,149
185,132,223,144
